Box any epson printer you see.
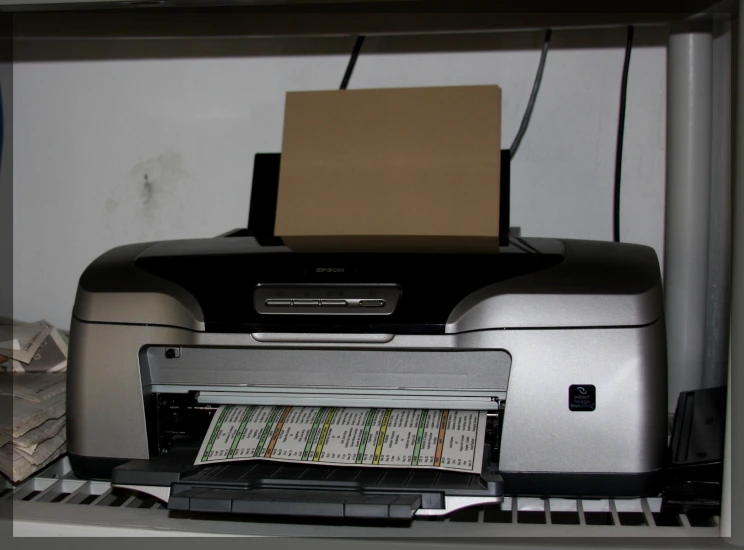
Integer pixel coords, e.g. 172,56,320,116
65,153,672,521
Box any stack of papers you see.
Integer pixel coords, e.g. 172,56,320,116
0,372,67,482
0,316,69,483
0,319,68,373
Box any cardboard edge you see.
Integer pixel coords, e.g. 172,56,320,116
280,235,500,254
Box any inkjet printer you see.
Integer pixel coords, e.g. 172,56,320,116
65,233,669,519
65,154,671,521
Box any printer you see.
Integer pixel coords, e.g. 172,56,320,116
65,233,668,519
64,153,669,521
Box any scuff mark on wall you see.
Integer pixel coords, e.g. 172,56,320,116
130,151,188,220
128,150,189,232
103,150,190,242
141,174,153,206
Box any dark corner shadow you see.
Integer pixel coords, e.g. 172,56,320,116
13,25,670,63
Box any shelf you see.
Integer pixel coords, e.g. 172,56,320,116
7,1,737,40
3,456,725,541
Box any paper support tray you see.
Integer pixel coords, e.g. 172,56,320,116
112,451,503,520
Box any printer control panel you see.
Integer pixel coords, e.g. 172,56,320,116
253,284,401,315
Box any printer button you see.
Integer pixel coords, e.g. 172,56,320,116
293,299,320,307
265,299,292,307
359,299,386,308
321,300,348,307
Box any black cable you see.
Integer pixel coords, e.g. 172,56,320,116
340,35,365,90
515,237,542,255
510,29,552,159
613,26,634,243
509,238,533,254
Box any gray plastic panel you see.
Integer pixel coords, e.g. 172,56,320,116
446,239,664,333
73,242,205,330
144,347,511,391
68,321,665,475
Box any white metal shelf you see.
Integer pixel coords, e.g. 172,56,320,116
2,456,724,540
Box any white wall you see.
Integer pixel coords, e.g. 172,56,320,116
13,27,668,330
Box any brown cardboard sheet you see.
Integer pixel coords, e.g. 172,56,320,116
274,86,502,253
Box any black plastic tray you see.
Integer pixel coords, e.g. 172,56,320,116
112,450,502,521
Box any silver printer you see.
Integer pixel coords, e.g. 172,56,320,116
65,232,669,520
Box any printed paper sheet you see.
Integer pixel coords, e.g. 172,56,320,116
195,405,487,473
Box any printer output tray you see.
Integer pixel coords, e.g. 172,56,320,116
112,450,503,520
